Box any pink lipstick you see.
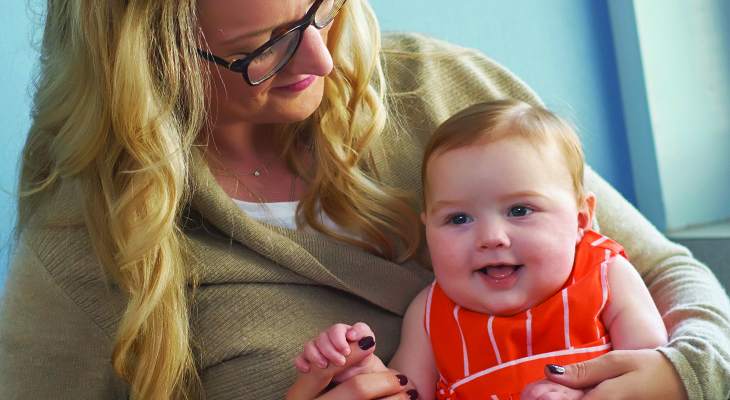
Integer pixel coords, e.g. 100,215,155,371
275,75,316,92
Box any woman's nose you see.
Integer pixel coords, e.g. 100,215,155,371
286,25,333,77
475,220,511,250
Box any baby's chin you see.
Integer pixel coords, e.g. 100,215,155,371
458,299,532,317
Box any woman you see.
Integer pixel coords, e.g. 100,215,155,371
0,0,727,399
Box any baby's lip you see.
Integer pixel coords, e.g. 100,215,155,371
477,264,523,280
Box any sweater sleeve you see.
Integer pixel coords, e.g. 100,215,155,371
585,166,730,400
0,237,127,399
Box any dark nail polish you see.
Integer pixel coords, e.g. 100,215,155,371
358,336,375,350
406,389,419,399
547,364,565,375
396,374,408,386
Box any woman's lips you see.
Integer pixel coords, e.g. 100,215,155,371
275,75,316,92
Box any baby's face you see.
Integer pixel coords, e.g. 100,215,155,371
422,136,591,316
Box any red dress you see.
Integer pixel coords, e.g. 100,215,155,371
424,230,626,400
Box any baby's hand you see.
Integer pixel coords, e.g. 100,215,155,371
294,322,388,383
521,378,587,400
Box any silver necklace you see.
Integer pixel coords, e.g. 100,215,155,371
212,155,276,177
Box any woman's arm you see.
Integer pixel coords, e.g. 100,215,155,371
573,167,730,399
0,237,125,399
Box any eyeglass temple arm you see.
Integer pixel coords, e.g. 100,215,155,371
196,49,236,69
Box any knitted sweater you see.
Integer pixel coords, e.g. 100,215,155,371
1,32,728,400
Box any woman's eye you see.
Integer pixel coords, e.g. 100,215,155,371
251,47,275,64
508,206,532,217
449,214,473,225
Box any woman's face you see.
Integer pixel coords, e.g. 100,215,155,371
197,0,335,128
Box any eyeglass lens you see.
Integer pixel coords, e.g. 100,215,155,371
247,0,343,85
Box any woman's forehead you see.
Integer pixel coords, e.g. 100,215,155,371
198,0,309,45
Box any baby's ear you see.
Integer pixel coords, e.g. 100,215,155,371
420,212,427,226
577,191,596,242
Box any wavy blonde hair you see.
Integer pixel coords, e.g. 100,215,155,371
274,0,420,261
18,0,418,398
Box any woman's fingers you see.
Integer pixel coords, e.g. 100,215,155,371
318,371,417,400
287,336,379,400
543,350,688,400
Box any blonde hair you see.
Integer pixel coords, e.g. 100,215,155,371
18,0,418,399
422,99,585,203
273,0,420,261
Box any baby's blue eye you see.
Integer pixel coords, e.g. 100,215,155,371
508,206,532,217
450,214,473,225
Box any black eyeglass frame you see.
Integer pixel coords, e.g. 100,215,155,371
196,0,346,86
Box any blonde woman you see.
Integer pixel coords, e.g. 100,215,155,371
0,0,727,400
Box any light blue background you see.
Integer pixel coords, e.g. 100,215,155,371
371,0,635,205
1,1,41,292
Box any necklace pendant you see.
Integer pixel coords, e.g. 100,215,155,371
253,171,260,176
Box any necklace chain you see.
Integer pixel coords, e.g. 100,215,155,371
213,142,299,202
212,155,276,178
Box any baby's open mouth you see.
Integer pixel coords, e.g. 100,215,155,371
478,264,523,280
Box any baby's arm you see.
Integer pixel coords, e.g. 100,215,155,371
388,287,440,400
294,323,389,383
602,255,669,349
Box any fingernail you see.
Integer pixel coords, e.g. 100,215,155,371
406,389,419,399
396,374,408,386
358,336,375,350
547,364,565,375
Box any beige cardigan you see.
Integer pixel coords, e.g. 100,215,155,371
1,32,728,400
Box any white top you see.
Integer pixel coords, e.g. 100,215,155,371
231,199,362,243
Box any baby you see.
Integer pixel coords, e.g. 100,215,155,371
294,100,668,399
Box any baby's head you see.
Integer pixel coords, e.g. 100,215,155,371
421,100,595,316
423,100,586,207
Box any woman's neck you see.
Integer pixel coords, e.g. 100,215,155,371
204,123,308,203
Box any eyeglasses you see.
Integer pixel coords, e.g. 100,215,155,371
197,0,346,86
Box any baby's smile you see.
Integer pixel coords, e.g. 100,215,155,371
477,264,524,280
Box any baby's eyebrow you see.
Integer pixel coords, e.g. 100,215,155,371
428,200,463,216
497,190,547,202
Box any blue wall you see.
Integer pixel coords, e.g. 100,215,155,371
0,1,638,292
370,0,636,206
0,1,40,292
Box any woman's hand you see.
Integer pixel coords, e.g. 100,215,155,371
287,336,419,400
537,350,688,400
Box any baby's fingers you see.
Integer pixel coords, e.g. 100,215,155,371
294,353,311,373
304,340,329,369
315,328,347,366
325,323,352,357
345,322,375,343
287,336,380,400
